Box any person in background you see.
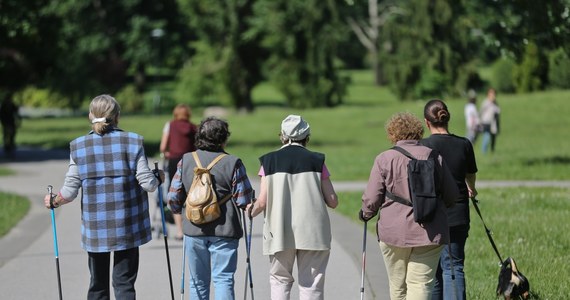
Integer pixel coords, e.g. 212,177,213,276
0,90,21,156
167,117,254,300
464,89,480,144
160,104,197,240
360,112,458,300
480,88,501,154
421,99,478,300
43,94,164,300
248,114,338,300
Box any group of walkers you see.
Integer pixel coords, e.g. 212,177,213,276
42,93,478,300
464,88,501,154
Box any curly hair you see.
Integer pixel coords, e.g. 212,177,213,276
195,117,230,151
385,112,424,144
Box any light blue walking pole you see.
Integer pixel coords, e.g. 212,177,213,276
48,185,63,300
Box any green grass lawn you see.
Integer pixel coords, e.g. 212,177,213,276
0,192,30,238
337,187,570,299
15,86,570,181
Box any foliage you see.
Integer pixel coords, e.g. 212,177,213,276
1,0,189,108
177,0,265,111
490,57,516,93
173,42,231,107
14,86,69,108
115,84,145,113
251,0,348,108
513,42,546,93
413,68,451,99
0,192,30,238
382,0,483,100
547,48,570,89
336,187,570,299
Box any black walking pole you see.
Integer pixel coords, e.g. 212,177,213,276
47,185,63,300
360,221,367,300
154,162,175,300
247,206,254,300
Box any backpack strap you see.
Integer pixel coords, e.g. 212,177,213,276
385,190,412,206
191,152,227,170
206,153,227,170
191,151,203,168
392,146,416,160
386,146,415,206
191,152,231,204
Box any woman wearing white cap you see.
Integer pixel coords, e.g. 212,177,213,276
248,114,339,300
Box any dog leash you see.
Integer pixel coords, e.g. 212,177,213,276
471,198,503,264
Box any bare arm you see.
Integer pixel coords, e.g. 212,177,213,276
321,178,338,209
466,173,477,198
248,175,267,217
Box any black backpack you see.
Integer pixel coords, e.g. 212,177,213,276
385,146,440,223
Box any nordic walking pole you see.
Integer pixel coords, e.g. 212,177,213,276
180,235,186,300
154,162,175,300
241,209,250,300
360,221,367,300
47,185,63,300
247,203,254,300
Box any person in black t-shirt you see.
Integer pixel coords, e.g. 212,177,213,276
421,99,478,300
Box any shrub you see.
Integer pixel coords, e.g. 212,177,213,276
490,58,516,93
513,41,546,93
14,86,69,108
116,85,144,113
173,42,231,107
547,48,570,89
413,68,451,99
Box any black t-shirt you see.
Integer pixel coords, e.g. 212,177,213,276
421,134,477,226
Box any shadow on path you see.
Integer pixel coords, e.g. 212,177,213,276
0,147,69,163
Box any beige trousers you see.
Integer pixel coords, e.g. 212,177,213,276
269,249,330,300
379,241,443,300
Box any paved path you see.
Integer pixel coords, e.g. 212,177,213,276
0,149,389,300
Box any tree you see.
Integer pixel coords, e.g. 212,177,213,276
177,0,266,112
382,0,483,99
251,0,348,108
0,0,60,91
346,0,403,85
1,0,188,110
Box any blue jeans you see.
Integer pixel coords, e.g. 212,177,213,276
481,130,496,154
432,225,469,300
186,236,239,300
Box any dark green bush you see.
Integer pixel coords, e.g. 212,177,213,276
513,42,546,93
547,48,570,89
116,85,145,113
491,58,516,93
15,86,69,108
413,69,451,99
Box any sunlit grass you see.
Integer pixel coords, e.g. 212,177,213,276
336,187,570,299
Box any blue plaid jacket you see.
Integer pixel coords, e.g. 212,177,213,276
71,129,152,252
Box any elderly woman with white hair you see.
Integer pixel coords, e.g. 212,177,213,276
44,94,164,299
248,114,339,300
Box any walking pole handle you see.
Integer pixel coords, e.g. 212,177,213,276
47,185,63,300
